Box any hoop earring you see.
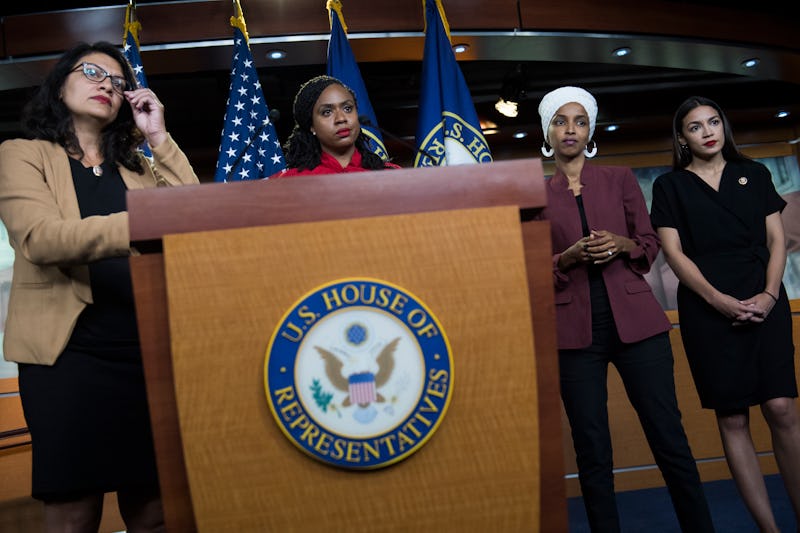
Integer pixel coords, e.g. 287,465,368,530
540,142,554,158
584,140,597,158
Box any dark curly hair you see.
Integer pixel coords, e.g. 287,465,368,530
670,95,749,171
283,75,386,171
21,41,146,174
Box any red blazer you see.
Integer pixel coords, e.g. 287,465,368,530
539,164,670,349
271,150,400,178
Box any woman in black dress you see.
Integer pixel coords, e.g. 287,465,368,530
651,96,800,531
0,42,198,531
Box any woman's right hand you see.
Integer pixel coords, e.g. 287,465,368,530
560,232,622,270
558,236,591,270
559,235,612,270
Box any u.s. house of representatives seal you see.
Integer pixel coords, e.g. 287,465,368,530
265,278,453,469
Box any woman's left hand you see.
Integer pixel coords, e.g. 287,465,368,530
587,229,631,264
125,88,168,148
737,292,776,323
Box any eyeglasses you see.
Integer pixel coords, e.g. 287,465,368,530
71,62,128,94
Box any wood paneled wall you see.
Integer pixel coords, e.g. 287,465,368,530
563,305,800,497
0,378,125,532
2,0,796,60
1,2,799,528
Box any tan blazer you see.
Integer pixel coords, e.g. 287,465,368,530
0,135,199,365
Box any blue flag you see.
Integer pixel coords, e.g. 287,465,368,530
415,0,492,167
122,4,152,158
214,3,285,182
326,0,388,161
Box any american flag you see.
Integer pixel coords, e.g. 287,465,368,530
348,372,377,405
121,3,152,158
214,6,285,182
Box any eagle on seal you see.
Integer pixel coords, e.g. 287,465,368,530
315,337,400,407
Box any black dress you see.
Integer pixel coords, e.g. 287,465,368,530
17,159,159,501
650,159,796,410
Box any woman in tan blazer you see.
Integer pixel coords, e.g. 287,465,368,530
0,41,198,532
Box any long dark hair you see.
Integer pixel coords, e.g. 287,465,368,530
283,75,386,171
21,41,145,173
670,95,749,170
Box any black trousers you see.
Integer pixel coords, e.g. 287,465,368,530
559,294,714,532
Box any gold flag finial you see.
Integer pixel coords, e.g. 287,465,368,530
424,0,451,41
326,0,348,34
123,1,143,45
231,0,250,42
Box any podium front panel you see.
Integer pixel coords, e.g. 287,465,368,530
161,205,540,531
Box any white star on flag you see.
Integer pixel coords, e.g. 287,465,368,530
214,25,285,182
122,4,153,159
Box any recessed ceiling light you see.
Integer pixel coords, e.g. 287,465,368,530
775,110,790,118
741,57,760,68
512,131,528,139
482,128,499,135
612,47,631,57
452,43,469,54
494,98,518,118
266,49,287,60
604,124,619,132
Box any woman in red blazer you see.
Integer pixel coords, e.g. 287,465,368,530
537,86,714,532
271,75,400,177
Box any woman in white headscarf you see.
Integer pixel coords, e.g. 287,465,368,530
537,86,714,532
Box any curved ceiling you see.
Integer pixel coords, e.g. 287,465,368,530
1,1,798,173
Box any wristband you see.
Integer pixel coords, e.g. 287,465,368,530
763,290,778,303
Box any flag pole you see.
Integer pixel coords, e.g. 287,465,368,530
326,0,347,34
123,0,142,46
325,0,390,161
231,0,249,43
213,0,286,181
424,0,450,39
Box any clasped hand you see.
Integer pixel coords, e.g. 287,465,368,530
716,292,776,326
569,230,623,265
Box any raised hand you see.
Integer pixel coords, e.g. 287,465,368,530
125,88,167,148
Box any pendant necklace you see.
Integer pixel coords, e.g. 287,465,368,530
80,153,103,177
82,157,103,177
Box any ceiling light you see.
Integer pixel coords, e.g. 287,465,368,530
741,57,760,68
495,98,518,118
452,43,469,54
482,128,499,135
512,131,528,139
495,64,526,118
266,49,287,60
604,124,619,132
612,47,631,57
776,110,790,118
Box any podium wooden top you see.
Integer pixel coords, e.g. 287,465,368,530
127,158,546,244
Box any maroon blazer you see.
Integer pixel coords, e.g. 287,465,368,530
539,164,670,349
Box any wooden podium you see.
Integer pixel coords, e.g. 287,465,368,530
127,159,565,532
